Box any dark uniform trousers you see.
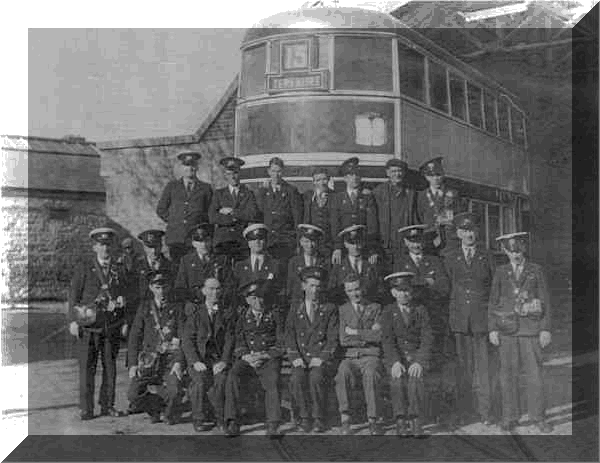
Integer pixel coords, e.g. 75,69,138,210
290,365,330,420
127,365,183,419
390,374,425,418
335,356,382,419
188,367,228,423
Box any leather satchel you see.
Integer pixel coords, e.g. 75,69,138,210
74,304,97,326
492,311,519,335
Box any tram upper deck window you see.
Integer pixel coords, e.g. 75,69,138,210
483,91,498,135
467,83,483,129
449,73,466,121
397,42,425,102
511,109,526,147
429,61,449,113
333,36,393,91
241,44,267,98
498,97,511,141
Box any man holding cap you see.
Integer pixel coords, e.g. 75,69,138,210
209,157,260,264
382,272,433,437
285,266,339,433
303,167,334,257
157,151,213,270
256,157,303,264
488,232,553,433
373,158,419,271
68,227,127,420
444,213,496,427
329,157,379,266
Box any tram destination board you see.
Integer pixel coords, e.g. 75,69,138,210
267,70,329,92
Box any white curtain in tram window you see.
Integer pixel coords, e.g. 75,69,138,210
355,113,386,146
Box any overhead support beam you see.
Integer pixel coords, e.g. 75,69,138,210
461,36,593,58
458,2,530,22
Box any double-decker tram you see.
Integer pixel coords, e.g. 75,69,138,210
235,6,530,251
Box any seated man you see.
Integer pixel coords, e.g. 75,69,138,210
286,266,339,433
224,279,285,437
335,275,384,435
382,272,433,437
126,271,185,424
183,277,236,433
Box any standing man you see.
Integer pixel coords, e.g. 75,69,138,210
373,158,419,272
126,271,185,424
335,275,384,435
303,167,334,258
329,157,379,266
183,277,236,433
68,227,127,420
416,157,461,254
286,224,329,306
209,157,260,264
286,267,339,433
156,151,213,270
488,232,553,433
224,279,285,437
256,157,303,264
382,272,433,437
444,213,496,426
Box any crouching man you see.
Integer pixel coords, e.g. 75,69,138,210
183,277,236,433
286,266,339,433
382,272,433,437
224,279,285,437
126,271,185,424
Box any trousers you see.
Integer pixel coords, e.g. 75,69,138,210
188,368,228,423
335,356,382,419
127,370,183,418
390,375,425,418
289,365,330,419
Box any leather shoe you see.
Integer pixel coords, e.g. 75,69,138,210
226,420,240,438
368,419,383,436
313,418,326,433
395,418,409,437
266,422,280,438
165,414,179,426
500,420,517,432
340,421,352,435
79,410,94,421
100,407,125,418
193,420,213,432
298,418,312,433
536,421,553,433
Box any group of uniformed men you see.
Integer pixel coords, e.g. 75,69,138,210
68,150,554,436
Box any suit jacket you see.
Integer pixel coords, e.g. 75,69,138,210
182,302,236,366
69,256,127,331
303,189,334,250
444,245,495,333
256,181,303,245
488,262,551,335
372,181,418,251
393,253,450,305
285,254,330,304
233,306,285,359
127,298,185,368
208,184,260,248
328,255,385,305
382,302,433,370
329,187,379,252
338,300,383,358
156,178,213,246
174,252,233,304
285,300,339,363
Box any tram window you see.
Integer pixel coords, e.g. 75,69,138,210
270,41,281,74
333,36,393,91
282,41,310,71
397,43,425,102
511,109,526,147
241,44,267,98
428,61,449,113
483,92,498,135
467,83,483,129
498,97,511,140
355,113,386,146
488,204,501,250
449,73,466,121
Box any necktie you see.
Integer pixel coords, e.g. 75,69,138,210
514,265,522,280
306,303,313,323
350,190,357,204
231,187,238,200
186,182,193,195
465,248,473,265
401,306,410,324
413,254,422,267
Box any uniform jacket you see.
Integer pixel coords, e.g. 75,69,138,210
444,245,495,333
303,189,333,249
182,302,236,366
256,181,303,245
285,254,330,304
69,256,127,332
393,253,450,304
174,251,233,304
338,300,383,358
372,181,418,251
488,262,551,336
127,297,185,368
285,300,339,364
329,187,379,251
416,186,455,228
381,302,433,370
234,254,284,296
328,255,385,304
156,178,213,246
233,306,285,359
208,184,260,248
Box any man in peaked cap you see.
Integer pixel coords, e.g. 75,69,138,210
208,156,260,264
443,213,497,427
381,272,433,437
68,227,127,420
174,223,233,307
488,232,553,433
328,224,385,306
157,150,213,271
303,167,334,258
224,278,286,437
285,266,338,433
255,157,304,264
329,157,379,266
286,224,330,306
373,158,419,272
